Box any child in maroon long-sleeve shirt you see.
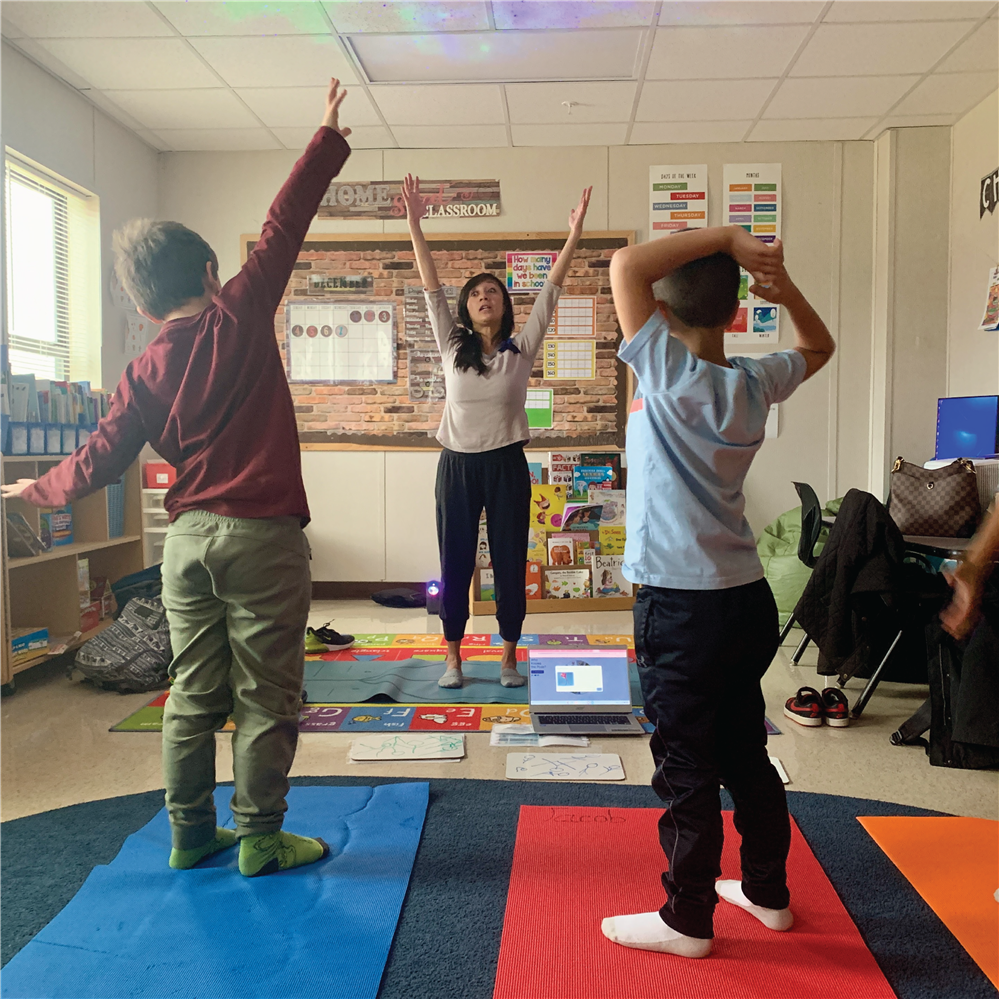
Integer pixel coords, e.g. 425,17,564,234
2,80,352,877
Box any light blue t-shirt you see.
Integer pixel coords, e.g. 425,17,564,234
619,310,807,590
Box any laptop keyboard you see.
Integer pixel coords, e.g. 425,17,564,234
536,714,632,725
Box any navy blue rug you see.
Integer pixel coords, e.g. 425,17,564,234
2,779,993,999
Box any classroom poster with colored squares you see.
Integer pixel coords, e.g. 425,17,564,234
507,252,556,293
649,165,708,237
723,163,782,345
286,301,396,382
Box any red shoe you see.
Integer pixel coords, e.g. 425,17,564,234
821,687,850,727
783,686,824,727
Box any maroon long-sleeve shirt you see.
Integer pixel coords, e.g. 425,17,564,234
23,127,351,526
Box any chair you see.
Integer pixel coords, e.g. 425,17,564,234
777,482,824,667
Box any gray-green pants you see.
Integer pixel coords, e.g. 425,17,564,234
160,511,311,850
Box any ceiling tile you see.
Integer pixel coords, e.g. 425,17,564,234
349,29,643,83
1,1,173,37
647,24,810,79
637,79,776,121
504,81,636,123
390,124,508,148
236,87,382,128
936,20,999,73
32,38,222,90
629,120,752,143
790,22,974,76
511,123,628,145
371,85,505,125
749,117,878,141
154,129,282,151
824,2,994,22
492,1,657,29
892,71,998,115
101,89,260,131
189,36,358,88
271,125,393,149
656,2,824,25
155,2,331,36
0,14,26,38
322,2,490,33
764,75,920,119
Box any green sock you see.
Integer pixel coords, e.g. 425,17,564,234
238,830,330,877
169,827,238,870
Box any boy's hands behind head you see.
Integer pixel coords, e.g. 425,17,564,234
321,78,351,137
727,228,783,289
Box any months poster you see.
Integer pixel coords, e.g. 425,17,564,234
723,163,781,345
286,301,396,383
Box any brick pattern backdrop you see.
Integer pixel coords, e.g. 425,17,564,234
249,234,631,447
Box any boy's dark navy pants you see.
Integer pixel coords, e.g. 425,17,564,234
634,578,791,939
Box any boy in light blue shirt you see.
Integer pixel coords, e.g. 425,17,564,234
601,227,835,958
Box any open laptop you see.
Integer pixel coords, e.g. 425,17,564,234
528,647,643,735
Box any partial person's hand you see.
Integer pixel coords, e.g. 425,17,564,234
402,174,426,222
321,78,351,137
728,228,782,288
569,186,592,234
941,562,985,640
0,478,36,500
750,261,797,306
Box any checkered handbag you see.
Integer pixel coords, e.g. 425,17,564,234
888,457,981,537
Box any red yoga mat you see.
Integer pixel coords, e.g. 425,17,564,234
494,806,896,999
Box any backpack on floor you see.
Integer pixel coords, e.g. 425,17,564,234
73,597,172,694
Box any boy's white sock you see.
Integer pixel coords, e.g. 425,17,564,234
600,912,712,958
716,880,793,931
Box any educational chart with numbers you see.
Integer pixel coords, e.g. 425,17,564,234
546,296,596,336
286,301,396,383
525,388,554,429
543,338,596,380
723,163,782,345
649,165,708,236
404,285,456,401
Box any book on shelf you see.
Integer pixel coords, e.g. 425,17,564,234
526,526,548,564
544,567,592,599
594,554,632,598
547,536,575,566
590,488,626,526
572,465,614,501
561,503,603,532
598,525,627,555
548,451,580,487
527,462,543,486
548,530,595,565
530,484,568,532
479,567,495,601
580,452,622,489
476,521,491,567
526,562,542,600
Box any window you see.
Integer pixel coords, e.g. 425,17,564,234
3,153,101,386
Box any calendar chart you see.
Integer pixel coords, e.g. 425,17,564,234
546,296,596,336
543,338,596,380
286,301,395,383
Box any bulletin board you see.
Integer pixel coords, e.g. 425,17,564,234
240,231,634,449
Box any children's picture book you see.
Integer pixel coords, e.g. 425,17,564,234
527,461,543,486
548,451,580,487
979,265,999,331
527,526,549,564
544,567,592,599
581,452,622,489
547,536,575,566
561,503,603,532
479,567,495,601
572,465,614,500
548,531,594,565
591,488,626,526
525,562,542,600
583,547,598,569
531,484,567,531
598,525,627,555
476,521,491,567
594,554,632,598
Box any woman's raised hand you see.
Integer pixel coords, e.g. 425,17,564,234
569,186,592,234
402,174,426,222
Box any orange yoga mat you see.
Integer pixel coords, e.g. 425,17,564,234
494,806,896,999
859,816,999,989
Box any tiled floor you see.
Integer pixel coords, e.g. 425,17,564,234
2,600,996,822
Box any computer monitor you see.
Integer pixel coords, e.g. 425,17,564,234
935,395,999,460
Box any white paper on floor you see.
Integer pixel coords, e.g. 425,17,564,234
489,723,589,748
769,756,789,784
349,733,465,761
506,753,625,781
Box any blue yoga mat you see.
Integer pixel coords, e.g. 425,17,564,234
1,783,429,999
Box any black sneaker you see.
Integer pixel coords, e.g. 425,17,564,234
314,621,355,651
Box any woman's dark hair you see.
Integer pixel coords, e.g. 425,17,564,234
449,273,515,375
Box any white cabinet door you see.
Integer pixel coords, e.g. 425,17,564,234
302,451,385,581
384,451,441,582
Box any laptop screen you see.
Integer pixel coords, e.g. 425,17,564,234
528,648,631,707
936,395,999,460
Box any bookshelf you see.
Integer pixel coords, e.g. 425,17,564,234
0,458,144,692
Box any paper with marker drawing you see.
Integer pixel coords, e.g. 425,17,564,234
506,753,625,781
349,733,465,761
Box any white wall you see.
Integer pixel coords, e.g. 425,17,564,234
948,90,999,398
1,43,159,394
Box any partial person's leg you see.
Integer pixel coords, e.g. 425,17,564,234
715,579,792,928
205,515,327,876
435,449,484,685
483,444,531,682
160,514,239,867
